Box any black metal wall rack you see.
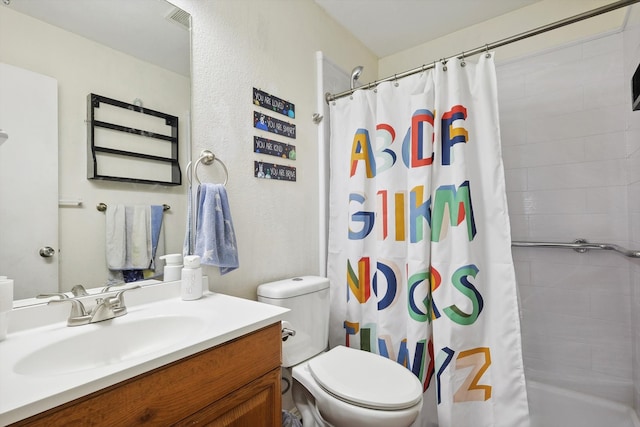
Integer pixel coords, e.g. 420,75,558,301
87,93,181,186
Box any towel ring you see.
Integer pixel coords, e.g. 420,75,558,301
187,150,229,186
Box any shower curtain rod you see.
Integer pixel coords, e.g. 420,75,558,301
326,0,640,102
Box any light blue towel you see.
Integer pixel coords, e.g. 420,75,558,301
194,183,239,275
149,205,164,269
183,182,194,257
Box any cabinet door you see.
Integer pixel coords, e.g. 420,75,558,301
11,324,282,426
174,368,281,427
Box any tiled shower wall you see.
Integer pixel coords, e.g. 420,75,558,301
624,6,640,417
497,31,634,405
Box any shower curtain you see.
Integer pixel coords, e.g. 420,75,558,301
327,55,529,427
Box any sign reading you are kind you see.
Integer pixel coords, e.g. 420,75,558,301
253,87,297,182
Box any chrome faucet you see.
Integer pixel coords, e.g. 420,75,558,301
89,297,118,323
43,285,141,327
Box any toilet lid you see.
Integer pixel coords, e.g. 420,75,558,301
307,346,423,410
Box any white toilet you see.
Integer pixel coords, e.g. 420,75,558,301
257,276,423,427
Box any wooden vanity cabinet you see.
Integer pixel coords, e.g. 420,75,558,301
12,323,282,426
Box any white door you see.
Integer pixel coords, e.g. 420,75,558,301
0,62,58,299
315,51,349,276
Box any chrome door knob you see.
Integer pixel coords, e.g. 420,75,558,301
39,246,55,257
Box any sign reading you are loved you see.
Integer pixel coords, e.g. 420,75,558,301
253,88,295,119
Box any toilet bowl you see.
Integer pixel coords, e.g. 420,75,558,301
257,276,423,427
293,345,423,427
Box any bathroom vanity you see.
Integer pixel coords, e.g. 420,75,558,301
0,282,288,426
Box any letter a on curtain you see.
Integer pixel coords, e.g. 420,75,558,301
327,54,530,427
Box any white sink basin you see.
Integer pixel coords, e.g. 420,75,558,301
0,282,289,426
13,315,205,376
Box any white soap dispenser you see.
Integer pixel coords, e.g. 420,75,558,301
181,255,203,300
160,253,183,282
0,276,14,341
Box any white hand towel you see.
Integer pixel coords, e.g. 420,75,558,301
106,205,152,270
106,204,126,269
126,205,151,269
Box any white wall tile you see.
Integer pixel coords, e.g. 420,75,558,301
526,160,627,190
582,32,623,59
499,30,634,405
502,137,585,169
591,342,633,379
584,132,627,162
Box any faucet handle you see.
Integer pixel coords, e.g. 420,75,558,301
71,284,89,297
48,298,91,327
36,292,69,300
101,281,126,293
110,285,141,317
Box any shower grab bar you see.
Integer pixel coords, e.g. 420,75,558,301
511,239,640,258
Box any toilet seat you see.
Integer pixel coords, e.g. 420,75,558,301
307,345,423,410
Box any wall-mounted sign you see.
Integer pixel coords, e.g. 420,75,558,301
254,136,296,160
254,111,296,139
254,161,296,182
253,88,295,119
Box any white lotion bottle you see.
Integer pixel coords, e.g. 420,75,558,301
181,255,203,300
0,276,14,341
160,253,183,282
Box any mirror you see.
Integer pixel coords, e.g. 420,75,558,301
0,0,191,301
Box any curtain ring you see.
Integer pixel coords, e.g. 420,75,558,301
460,51,466,67
393,74,399,87
485,44,491,58
441,58,447,72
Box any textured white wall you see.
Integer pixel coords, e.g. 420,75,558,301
170,0,378,300
378,0,626,79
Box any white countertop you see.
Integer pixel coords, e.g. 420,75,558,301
0,282,288,425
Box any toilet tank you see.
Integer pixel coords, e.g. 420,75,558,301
257,276,329,367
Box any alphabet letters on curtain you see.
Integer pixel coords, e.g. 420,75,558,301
327,55,530,427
